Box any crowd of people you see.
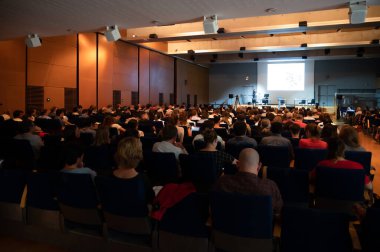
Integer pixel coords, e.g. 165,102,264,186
0,103,379,245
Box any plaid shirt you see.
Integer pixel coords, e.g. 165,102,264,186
213,172,283,214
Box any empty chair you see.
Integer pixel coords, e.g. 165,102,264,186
158,193,210,252
144,152,178,185
210,191,273,252
181,152,220,192
258,145,291,167
315,166,364,214
344,151,372,176
84,144,115,174
225,141,256,159
266,166,310,207
294,148,328,171
361,207,380,252
0,169,26,221
214,127,229,140
281,206,352,252
56,173,103,233
95,176,152,244
140,136,159,152
26,171,61,229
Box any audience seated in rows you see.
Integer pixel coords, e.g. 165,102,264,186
213,148,283,215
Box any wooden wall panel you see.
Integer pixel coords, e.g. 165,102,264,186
98,34,114,108
44,87,64,109
0,39,25,113
79,33,97,108
176,60,209,105
149,51,174,105
113,42,138,106
139,48,150,105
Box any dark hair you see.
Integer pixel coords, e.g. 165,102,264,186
321,124,338,140
233,121,247,136
339,125,359,148
13,110,24,118
19,120,33,133
63,125,78,142
327,137,345,159
200,120,215,131
289,123,301,135
213,115,221,124
305,123,319,138
270,122,283,134
203,129,217,144
161,125,178,141
63,143,84,166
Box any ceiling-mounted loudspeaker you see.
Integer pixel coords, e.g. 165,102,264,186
349,1,367,24
203,15,218,34
105,25,121,41
25,34,41,48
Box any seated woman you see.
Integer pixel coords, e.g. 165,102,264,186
199,129,237,175
320,123,338,142
113,137,155,203
61,143,97,179
299,123,327,149
339,125,366,152
314,137,372,190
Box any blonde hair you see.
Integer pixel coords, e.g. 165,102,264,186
94,126,110,146
115,137,143,168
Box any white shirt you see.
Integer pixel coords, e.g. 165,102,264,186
152,141,188,160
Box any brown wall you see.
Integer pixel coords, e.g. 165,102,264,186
0,39,26,114
27,35,77,109
139,48,150,105
149,51,174,105
176,60,209,105
0,33,209,113
113,41,138,106
78,33,97,108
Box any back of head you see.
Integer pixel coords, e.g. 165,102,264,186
213,115,221,124
203,128,217,144
13,110,24,118
339,125,359,148
115,137,143,168
327,137,345,160
233,121,247,136
305,123,319,138
270,122,283,134
321,124,337,140
19,119,33,133
94,126,110,146
201,119,215,131
289,123,301,135
238,148,260,174
161,124,178,141
63,143,84,167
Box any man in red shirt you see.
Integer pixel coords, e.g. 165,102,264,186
299,123,328,149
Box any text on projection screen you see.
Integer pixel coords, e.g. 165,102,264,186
267,63,305,91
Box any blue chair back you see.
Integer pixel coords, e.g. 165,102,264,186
281,206,352,252
315,166,364,201
0,169,26,203
294,148,328,171
57,173,99,209
160,193,209,237
266,166,309,205
210,191,272,238
258,145,291,167
27,171,59,210
95,176,149,217
344,151,372,176
144,151,178,185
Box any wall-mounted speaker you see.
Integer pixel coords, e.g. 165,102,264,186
25,34,41,48
105,25,121,41
349,1,367,24
203,15,218,34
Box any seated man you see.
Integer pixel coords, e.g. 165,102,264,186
213,148,283,215
227,121,257,153
299,123,327,149
152,124,188,160
260,122,292,149
61,143,97,180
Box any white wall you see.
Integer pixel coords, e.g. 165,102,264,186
257,60,315,105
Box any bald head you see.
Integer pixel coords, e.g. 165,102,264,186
238,148,260,174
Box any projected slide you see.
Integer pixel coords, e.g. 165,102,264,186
267,63,305,91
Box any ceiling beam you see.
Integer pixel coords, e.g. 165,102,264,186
167,29,380,54
125,6,380,43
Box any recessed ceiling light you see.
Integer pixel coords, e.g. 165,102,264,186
265,8,277,14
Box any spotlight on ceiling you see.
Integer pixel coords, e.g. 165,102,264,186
105,25,121,42
25,34,41,48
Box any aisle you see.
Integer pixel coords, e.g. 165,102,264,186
359,132,380,195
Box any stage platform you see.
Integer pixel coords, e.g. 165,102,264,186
235,104,317,109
